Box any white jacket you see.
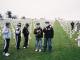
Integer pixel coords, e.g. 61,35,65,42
2,26,11,39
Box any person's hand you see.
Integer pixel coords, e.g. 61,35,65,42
37,30,39,32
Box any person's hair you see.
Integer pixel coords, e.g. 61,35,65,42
36,23,40,25
17,23,21,27
5,22,10,26
25,23,29,27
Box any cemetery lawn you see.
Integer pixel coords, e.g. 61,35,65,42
0,20,80,60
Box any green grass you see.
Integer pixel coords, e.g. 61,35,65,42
0,20,80,60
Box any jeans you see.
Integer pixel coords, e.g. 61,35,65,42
35,37,42,49
44,38,52,51
16,35,21,49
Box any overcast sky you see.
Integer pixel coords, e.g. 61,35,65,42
0,0,80,20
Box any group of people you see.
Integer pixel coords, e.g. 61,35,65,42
2,21,54,56
71,21,80,32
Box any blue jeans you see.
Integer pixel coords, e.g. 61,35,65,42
15,35,21,49
35,37,42,49
44,38,52,51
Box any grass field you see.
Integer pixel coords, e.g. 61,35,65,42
0,20,80,60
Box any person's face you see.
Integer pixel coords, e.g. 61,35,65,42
36,25,40,28
25,25,29,28
18,25,21,28
45,23,49,27
7,24,10,28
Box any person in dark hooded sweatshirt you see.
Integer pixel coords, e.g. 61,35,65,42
22,23,29,48
43,21,54,52
34,23,43,52
71,21,74,30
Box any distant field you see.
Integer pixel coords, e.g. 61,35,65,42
0,20,80,60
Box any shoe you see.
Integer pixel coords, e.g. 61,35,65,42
35,49,38,52
4,53,10,56
39,49,42,52
23,47,26,49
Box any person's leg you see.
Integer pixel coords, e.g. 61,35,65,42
5,39,10,53
23,37,26,47
23,36,28,48
38,38,42,52
39,38,42,49
18,36,21,49
3,39,10,56
26,36,28,47
3,39,10,53
43,38,47,52
16,35,19,49
35,37,39,51
3,39,7,53
47,38,52,52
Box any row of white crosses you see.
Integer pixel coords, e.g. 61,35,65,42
59,20,72,38
58,19,80,47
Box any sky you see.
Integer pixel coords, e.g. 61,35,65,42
0,0,80,20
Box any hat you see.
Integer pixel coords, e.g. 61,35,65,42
36,23,40,25
6,22,10,26
45,21,49,24
26,23,29,27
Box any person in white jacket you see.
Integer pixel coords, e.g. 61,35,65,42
2,22,11,56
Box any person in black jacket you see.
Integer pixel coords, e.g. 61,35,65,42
34,23,43,52
15,23,21,50
43,21,54,52
71,21,74,30
22,23,29,48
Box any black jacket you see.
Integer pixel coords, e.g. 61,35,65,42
43,25,54,38
34,27,43,38
22,27,29,37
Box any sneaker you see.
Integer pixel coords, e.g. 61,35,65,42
4,53,10,56
35,49,38,52
39,49,42,52
23,47,26,49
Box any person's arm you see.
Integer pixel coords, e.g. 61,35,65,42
43,28,46,33
34,29,37,34
41,28,43,37
22,27,25,34
51,27,54,38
